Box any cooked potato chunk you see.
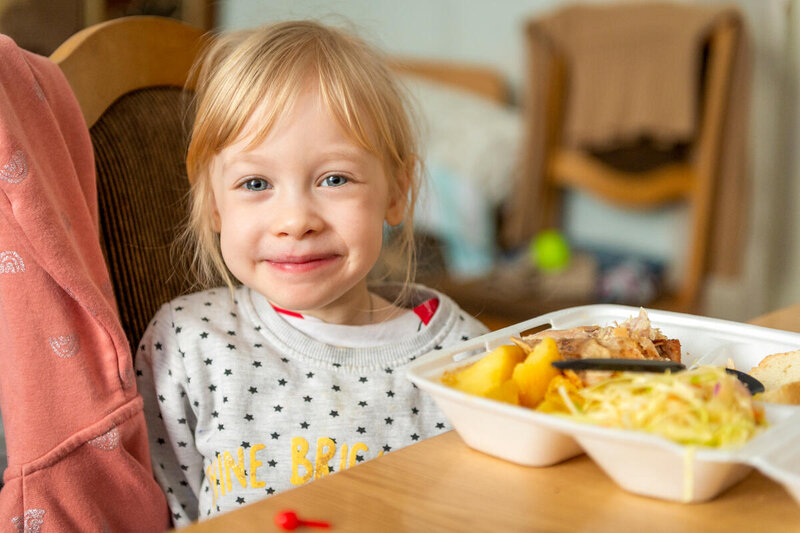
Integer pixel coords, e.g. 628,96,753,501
483,380,521,405
512,337,562,407
443,344,525,397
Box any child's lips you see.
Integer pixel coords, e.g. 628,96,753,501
266,254,340,273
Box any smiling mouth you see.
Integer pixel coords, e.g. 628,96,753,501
266,255,339,273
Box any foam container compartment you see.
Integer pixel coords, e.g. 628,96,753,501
406,304,800,503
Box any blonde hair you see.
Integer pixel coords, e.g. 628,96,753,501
180,20,420,297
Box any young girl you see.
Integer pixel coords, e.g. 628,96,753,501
134,20,488,525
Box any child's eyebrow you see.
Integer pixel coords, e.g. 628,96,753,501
317,145,369,161
218,145,372,174
220,152,271,170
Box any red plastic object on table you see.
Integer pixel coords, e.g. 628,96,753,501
274,510,331,530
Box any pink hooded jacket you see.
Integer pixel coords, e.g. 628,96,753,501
0,35,170,532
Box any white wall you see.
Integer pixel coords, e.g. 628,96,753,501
219,0,562,97
218,0,800,321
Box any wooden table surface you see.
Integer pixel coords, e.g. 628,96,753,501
182,306,800,532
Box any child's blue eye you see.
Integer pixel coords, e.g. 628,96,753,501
321,174,348,187
243,178,270,191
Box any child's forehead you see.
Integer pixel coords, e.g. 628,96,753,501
237,84,317,142
225,84,380,159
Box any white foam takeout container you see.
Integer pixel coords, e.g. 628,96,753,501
406,304,800,504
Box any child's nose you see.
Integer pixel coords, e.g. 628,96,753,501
272,192,324,238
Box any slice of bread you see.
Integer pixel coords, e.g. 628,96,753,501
749,349,800,405
749,349,800,389
757,381,800,405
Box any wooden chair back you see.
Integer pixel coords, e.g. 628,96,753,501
532,16,739,313
51,16,206,351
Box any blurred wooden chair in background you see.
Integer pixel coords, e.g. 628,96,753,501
51,15,206,351
506,6,744,315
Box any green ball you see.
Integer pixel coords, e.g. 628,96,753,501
529,230,570,272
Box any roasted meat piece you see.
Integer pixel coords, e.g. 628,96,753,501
511,309,681,363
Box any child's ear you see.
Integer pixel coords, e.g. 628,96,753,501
210,195,222,233
385,167,410,227
385,194,406,227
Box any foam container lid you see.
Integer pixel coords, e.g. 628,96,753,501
406,304,800,504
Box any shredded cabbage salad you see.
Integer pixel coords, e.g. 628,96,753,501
547,366,767,447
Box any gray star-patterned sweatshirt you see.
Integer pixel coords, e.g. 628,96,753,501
135,283,488,527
